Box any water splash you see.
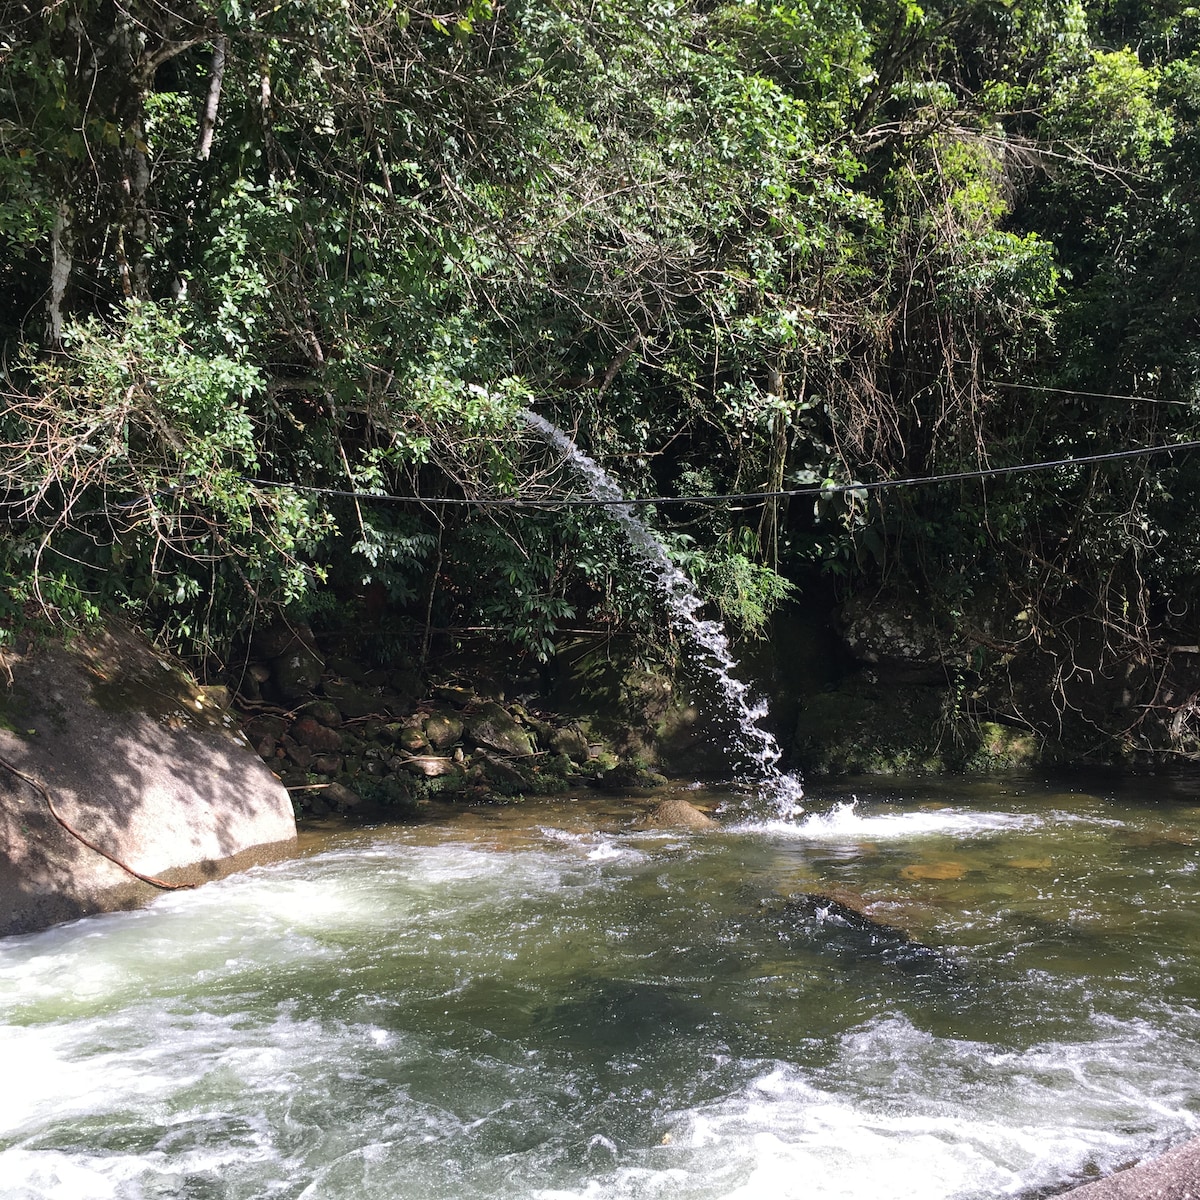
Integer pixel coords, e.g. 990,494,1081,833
523,411,803,816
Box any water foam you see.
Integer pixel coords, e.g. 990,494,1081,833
533,1016,1198,1200
731,800,1041,841
4,810,1199,1200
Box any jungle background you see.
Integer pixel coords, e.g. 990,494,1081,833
5,0,1200,777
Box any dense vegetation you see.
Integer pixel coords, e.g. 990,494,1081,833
3,0,1200,756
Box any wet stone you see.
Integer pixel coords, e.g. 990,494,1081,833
290,716,343,753
598,763,669,789
425,709,464,751
302,699,343,728
644,798,715,829
322,781,362,809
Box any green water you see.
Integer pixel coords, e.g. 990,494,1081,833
3,775,1200,1198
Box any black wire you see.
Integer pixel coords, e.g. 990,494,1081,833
242,438,1200,510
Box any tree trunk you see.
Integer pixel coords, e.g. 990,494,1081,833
196,35,228,162
46,199,74,347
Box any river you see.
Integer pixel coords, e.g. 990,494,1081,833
3,774,1200,1198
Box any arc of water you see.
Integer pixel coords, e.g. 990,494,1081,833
522,411,803,816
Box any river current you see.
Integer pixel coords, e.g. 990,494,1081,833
4,775,1200,1199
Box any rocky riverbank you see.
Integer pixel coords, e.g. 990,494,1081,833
231,622,696,818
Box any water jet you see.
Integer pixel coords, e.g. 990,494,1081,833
522,410,804,816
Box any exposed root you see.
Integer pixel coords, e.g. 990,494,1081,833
0,753,196,891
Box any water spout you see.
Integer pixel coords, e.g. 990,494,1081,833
522,411,803,817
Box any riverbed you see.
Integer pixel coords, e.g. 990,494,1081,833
3,774,1199,1199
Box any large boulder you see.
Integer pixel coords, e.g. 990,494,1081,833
1057,1135,1200,1198
0,622,297,937
838,593,955,682
271,644,324,701
550,726,591,765
467,701,535,757
252,620,324,702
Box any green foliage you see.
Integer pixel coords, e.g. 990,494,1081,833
0,300,332,655
1,0,1199,722
679,533,796,637
1047,47,1174,163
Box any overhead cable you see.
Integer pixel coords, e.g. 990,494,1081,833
243,438,1200,509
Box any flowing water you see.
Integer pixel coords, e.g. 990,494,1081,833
5,775,1200,1199
522,411,803,814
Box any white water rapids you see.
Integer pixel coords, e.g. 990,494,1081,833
3,781,1200,1200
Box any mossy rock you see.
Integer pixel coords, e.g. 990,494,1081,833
963,721,1040,770
596,762,669,790
467,702,535,757
793,677,957,776
397,725,428,753
272,646,324,702
794,674,1046,777
424,709,464,751
550,728,591,765
475,752,534,794
644,798,717,829
301,699,343,728
322,678,382,719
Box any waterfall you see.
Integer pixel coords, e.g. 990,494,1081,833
522,411,803,816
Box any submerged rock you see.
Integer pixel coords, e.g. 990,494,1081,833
644,798,717,830
778,892,962,981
